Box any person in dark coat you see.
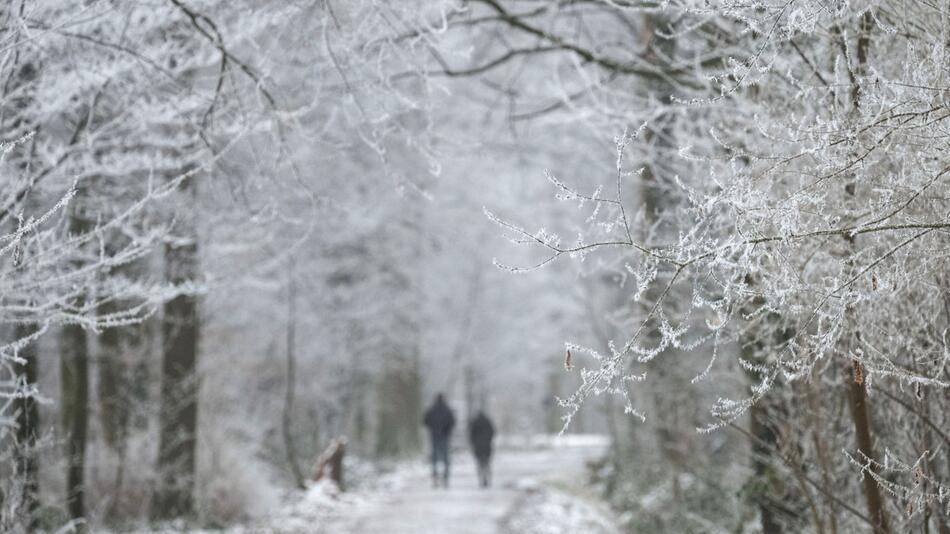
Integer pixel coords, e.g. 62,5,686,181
423,393,456,488
468,411,495,488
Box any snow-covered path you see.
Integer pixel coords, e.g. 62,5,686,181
284,436,621,534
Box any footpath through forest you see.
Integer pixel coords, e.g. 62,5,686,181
262,435,621,534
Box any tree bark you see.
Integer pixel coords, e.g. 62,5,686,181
749,400,783,534
637,12,692,512
97,295,141,519
847,360,890,534
152,177,200,519
97,299,132,451
61,202,91,526
61,322,89,525
13,323,40,529
838,13,889,533
807,378,839,534
6,12,40,529
282,256,306,489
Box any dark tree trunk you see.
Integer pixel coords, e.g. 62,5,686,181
282,256,305,489
635,12,694,509
847,360,890,534
750,401,783,534
739,286,798,532
6,19,41,529
838,13,889,534
97,301,132,451
13,323,40,529
61,204,91,525
152,218,200,519
61,322,89,524
97,294,143,519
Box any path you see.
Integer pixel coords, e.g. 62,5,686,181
333,435,620,534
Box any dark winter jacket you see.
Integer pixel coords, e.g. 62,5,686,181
423,397,456,440
468,412,495,459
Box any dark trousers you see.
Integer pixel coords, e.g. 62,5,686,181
431,436,450,486
476,455,491,488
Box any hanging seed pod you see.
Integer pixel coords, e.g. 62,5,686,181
564,349,573,370
12,215,24,269
852,359,864,385
871,272,878,290
906,500,913,516
915,382,923,401
13,241,22,268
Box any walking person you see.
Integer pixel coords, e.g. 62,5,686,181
469,411,495,488
423,393,456,488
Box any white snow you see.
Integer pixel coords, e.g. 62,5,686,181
156,435,619,534
325,437,617,534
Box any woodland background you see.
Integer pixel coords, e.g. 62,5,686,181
2,1,949,533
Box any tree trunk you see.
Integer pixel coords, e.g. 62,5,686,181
98,324,129,450
97,295,141,519
282,256,306,489
13,323,40,529
749,400,783,534
739,282,798,532
838,13,889,534
847,360,890,534
152,176,200,519
97,297,135,452
61,322,89,525
61,204,91,525
807,377,839,534
636,14,692,510
6,30,41,530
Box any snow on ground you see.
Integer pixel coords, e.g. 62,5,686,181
500,483,620,534
329,435,618,534
129,435,618,534
260,434,617,533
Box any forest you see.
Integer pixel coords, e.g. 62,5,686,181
2,1,949,533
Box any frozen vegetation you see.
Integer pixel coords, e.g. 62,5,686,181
126,437,617,533
3,1,950,533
